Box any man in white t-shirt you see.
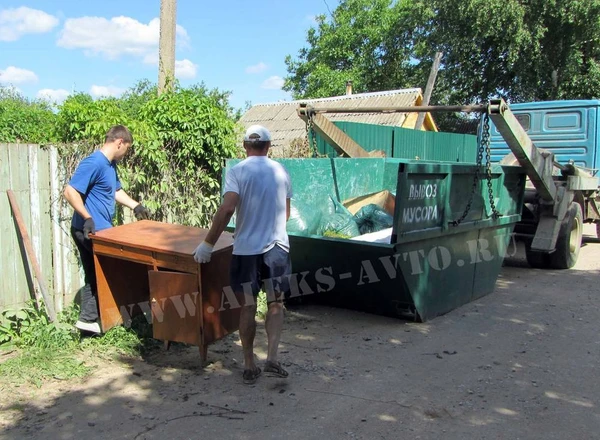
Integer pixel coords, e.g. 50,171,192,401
193,125,292,385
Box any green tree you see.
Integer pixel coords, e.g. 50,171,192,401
285,0,600,105
0,87,58,143
284,0,429,99
429,0,600,102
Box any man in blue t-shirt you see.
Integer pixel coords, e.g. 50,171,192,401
64,125,150,334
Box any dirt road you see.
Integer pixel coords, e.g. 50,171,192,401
1,226,599,440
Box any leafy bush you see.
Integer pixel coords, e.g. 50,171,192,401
256,291,268,320
0,301,77,350
49,80,243,227
0,87,58,144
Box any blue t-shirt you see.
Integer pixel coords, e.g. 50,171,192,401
69,151,122,231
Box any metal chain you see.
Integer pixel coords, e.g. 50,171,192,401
306,110,318,158
452,113,501,226
482,114,502,219
451,115,486,226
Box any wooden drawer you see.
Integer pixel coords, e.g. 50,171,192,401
153,252,198,274
92,241,154,264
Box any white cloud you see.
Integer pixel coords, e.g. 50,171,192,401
0,66,38,85
143,52,159,65
0,7,59,42
175,59,197,79
90,85,125,98
57,16,190,61
0,85,22,95
37,88,70,103
143,54,197,79
245,62,268,74
261,76,285,90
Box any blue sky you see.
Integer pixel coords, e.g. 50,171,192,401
0,0,339,110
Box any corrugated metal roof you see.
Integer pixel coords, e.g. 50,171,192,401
239,88,434,155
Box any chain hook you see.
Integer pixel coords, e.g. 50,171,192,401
451,111,502,225
304,106,318,158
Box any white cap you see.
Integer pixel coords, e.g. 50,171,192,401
244,124,272,142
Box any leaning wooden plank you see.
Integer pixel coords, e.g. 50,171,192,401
6,189,57,322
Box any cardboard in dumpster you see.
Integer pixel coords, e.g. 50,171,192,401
350,227,393,244
343,190,395,216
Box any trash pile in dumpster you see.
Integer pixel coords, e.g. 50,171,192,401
287,190,395,242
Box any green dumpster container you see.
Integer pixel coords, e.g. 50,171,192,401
224,158,525,321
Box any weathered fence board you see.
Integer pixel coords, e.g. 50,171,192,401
0,143,83,312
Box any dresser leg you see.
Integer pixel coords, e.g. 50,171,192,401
200,344,208,364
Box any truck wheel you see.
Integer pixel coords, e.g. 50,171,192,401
525,247,550,269
549,203,583,269
596,222,600,239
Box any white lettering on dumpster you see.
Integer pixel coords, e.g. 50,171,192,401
409,184,438,200
402,205,438,224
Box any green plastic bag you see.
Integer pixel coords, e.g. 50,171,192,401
317,196,360,238
354,204,394,235
287,198,322,236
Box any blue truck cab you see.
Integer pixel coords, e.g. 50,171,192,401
488,99,600,268
490,100,600,172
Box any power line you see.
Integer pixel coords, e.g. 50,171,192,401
322,0,333,18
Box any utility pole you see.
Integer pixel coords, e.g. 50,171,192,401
158,0,177,95
415,51,443,130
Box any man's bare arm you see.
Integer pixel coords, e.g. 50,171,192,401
63,185,92,219
205,192,239,245
115,189,139,210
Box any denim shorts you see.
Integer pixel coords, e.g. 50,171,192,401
230,245,292,304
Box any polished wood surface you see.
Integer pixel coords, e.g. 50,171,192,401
94,255,151,330
92,220,234,256
201,250,240,343
90,220,238,362
149,270,202,346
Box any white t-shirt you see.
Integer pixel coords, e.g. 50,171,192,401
224,156,293,255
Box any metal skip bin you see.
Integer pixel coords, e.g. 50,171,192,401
224,158,525,322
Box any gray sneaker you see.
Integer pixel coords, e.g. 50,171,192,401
75,320,101,334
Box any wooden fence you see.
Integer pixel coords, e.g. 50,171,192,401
0,143,83,313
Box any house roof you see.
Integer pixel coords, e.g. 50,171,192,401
239,88,438,154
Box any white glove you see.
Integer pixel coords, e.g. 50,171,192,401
193,241,214,263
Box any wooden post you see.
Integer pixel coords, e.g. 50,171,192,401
415,51,443,131
6,190,57,322
297,111,371,158
158,0,177,95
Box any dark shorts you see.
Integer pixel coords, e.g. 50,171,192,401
230,245,292,304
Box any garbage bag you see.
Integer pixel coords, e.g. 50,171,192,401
317,196,360,238
353,204,394,235
287,199,322,236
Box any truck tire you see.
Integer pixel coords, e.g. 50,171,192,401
525,247,550,269
549,203,583,269
596,222,600,239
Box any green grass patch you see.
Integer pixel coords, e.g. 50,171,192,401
0,302,159,388
0,348,91,388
